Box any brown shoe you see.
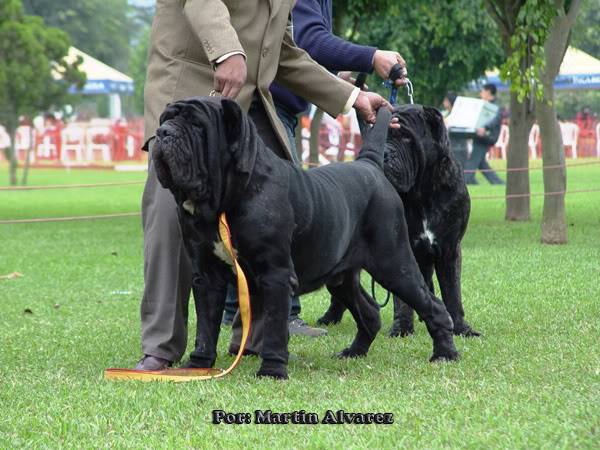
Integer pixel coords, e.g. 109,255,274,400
134,355,171,371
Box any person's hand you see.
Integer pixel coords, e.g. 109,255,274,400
214,54,247,99
373,50,407,86
338,71,369,90
353,91,400,128
476,127,486,137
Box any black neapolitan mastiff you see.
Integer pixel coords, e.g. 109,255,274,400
318,105,480,337
150,96,458,379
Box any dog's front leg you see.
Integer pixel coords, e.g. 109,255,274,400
186,270,228,368
435,244,481,337
317,295,347,325
256,274,291,379
255,267,292,380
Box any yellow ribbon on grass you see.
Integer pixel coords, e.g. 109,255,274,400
104,213,251,382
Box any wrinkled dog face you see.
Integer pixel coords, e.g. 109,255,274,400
383,106,451,193
152,114,209,209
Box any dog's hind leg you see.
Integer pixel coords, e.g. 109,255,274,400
435,243,481,337
317,296,347,325
328,271,381,358
366,218,458,361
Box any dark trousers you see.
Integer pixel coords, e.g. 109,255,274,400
464,144,504,185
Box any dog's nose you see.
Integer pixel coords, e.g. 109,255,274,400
156,127,169,138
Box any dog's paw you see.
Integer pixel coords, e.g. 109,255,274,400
335,347,367,359
389,325,414,338
430,349,460,362
316,313,342,326
181,356,214,369
454,322,481,337
256,368,288,380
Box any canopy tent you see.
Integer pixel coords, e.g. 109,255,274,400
62,47,134,118
482,47,600,92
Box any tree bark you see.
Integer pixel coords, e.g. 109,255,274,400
505,92,534,221
537,0,580,244
484,0,533,221
537,82,566,243
309,108,323,166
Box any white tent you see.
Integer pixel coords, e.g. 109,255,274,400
64,47,134,118
483,47,600,91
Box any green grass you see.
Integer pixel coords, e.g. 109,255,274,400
1,161,599,449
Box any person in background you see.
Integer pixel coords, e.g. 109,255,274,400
442,91,469,168
463,83,504,185
223,0,408,341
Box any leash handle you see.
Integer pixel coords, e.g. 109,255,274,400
386,63,414,105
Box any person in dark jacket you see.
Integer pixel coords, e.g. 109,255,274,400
464,83,504,185
223,0,407,338
443,91,469,168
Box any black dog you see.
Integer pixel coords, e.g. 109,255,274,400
150,97,458,379
318,105,480,337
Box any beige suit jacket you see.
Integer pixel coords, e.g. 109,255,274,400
144,0,356,159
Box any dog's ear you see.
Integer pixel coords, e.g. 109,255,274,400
423,107,449,147
221,98,243,145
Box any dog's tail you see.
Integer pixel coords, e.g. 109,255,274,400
356,108,392,168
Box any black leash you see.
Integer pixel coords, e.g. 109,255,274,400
371,276,391,308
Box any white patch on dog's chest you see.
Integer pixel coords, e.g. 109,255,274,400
182,199,195,215
420,220,436,245
213,240,236,272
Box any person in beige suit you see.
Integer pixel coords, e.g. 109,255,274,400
136,0,397,370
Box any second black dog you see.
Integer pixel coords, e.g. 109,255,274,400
317,105,480,337
150,97,459,379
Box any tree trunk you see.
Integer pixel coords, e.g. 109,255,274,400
537,1,580,244
537,83,566,243
505,92,534,221
309,108,323,166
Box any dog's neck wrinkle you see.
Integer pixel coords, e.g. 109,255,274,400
385,139,421,193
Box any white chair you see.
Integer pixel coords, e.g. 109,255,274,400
126,135,136,158
528,124,540,160
15,126,34,163
560,122,579,159
61,126,86,163
494,124,509,160
36,132,58,160
86,126,112,162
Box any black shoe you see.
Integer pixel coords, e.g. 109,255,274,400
134,355,171,371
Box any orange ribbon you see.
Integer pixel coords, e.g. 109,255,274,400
104,213,251,382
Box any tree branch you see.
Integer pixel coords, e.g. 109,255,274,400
565,0,581,24
484,0,510,39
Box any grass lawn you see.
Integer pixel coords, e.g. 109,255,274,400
1,161,599,448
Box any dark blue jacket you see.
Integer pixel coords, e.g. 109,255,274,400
270,0,377,116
